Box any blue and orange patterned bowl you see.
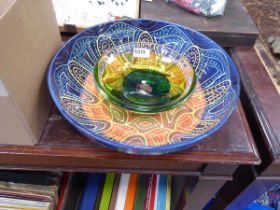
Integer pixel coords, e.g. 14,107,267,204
48,19,240,155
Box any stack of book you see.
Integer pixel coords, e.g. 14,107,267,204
0,171,62,210
0,171,194,210
59,173,172,210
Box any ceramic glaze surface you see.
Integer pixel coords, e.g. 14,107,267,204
48,19,240,155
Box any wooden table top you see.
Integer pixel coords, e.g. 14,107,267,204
140,0,258,47
232,46,280,163
0,32,261,173
0,100,260,173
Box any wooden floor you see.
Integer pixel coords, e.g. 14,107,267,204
242,0,280,72
242,0,280,63
242,0,280,43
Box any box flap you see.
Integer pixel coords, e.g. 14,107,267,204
0,78,9,97
0,95,37,145
0,0,15,18
0,0,61,144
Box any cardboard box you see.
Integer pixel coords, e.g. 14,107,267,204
0,0,62,145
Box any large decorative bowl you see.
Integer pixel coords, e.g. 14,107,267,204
48,19,240,155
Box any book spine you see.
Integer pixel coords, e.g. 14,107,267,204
144,175,153,210
108,174,121,210
124,174,138,210
165,175,171,210
59,173,87,210
78,173,102,210
93,175,106,210
55,172,69,210
114,174,130,210
155,175,167,210
149,174,157,210
99,173,115,210
133,175,149,210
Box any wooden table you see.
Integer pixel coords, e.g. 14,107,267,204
141,0,258,47
0,102,259,171
0,100,259,209
209,44,280,210
205,2,280,207
0,1,261,208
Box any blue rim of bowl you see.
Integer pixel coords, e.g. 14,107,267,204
47,19,240,155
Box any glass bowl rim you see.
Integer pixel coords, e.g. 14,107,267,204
93,42,198,113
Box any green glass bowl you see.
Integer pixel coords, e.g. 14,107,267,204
94,42,197,113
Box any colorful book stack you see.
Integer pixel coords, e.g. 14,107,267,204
76,173,172,210
0,171,62,210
